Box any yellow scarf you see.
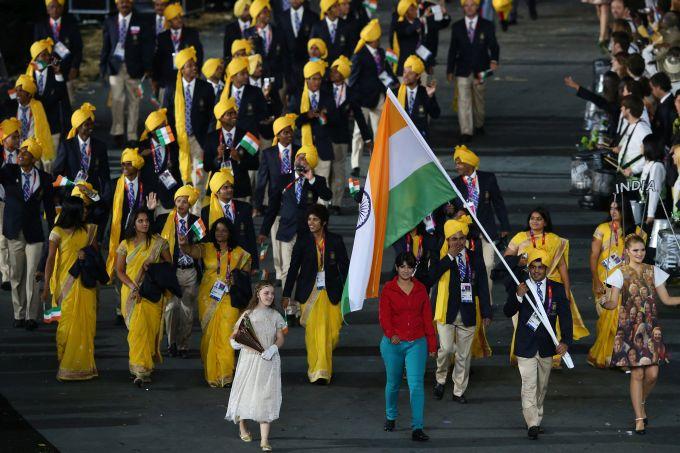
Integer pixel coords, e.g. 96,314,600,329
106,176,127,280
299,85,314,147
174,74,192,183
397,83,407,108
28,99,53,160
391,32,400,74
208,193,225,228
160,209,178,255
433,240,452,324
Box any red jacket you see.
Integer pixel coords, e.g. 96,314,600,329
379,277,437,353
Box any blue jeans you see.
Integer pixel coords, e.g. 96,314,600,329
379,336,427,430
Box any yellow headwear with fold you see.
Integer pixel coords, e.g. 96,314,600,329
453,145,480,169
249,0,270,25
160,184,200,256
398,0,417,21
174,184,199,205
121,147,145,169
14,76,54,160
214,97,238,126
331,55,352,79
492,0,511,17
307,38,328,59
0,118,21,141
295,145,318,169
355,19,381,53
163,2,183,21
30,38,54,61
21,137,43,160
397,55,424,107
67,102,96,139
174,47,198,183
460,0,481,5
140,108,168,141
222,56,250,101
234,0,251,17
320,0,339,19
248,54,262,75
300,61,326,147
45,0,66,5
202,58,222,79
272,113,297,145
231,38,252,56
208,168,236,226
434,215,473,324
527,248,552,268
15,74,37,96
71,181,98,205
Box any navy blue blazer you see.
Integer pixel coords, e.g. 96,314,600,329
34,13,83,76
229,84,270,138
203,127,258,199
222,20,247,60
310,19,352,63
446,17,499,77
325,84,372,144
163,78,215,148
390,13,425,75
403,85,440,141
100,11,154,78
504,279,573,358
293,86,335,161
53,135,113,203
254,144,297,209
152,27,204,89
348,46,396,109
138,136,183,210
244,25,286,91
31,67,71,135
201,200,258,270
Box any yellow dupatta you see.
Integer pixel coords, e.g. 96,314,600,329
106,176,127,280
28,98,53,160
433,240,452,325
160,209,178,255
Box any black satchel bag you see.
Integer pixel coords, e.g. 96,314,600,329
230,268,252,309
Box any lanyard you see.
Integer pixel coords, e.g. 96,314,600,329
406,233,423,260
458,250,471,281
124,181,143,208
530,230,545,248
611,221,619,244
316,235,325,270
546,285,553,313
216,248,232,281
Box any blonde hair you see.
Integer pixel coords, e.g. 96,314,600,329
245,280,276,311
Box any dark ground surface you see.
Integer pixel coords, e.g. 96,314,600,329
1,1,680,452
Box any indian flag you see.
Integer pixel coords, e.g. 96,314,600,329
190,218,207,240
238,132,260,156
341,89,457,316
53,175,74,187
348,177,360,195
8,89,16,100
155,125,175,145
363,0,377,13
385,49,398,66
43,306,61,323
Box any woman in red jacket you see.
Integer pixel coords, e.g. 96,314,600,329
379,252,437,442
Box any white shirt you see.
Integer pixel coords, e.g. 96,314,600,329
517,277,547,303
124,176,138,202
3,149,18,165
219,199,235,219
238,19,250,34
77,135,91,172
34,67,49,94
640,160,666,218
290,6,304,37
231,84,244,100
366,44,379,58
17,104,34,139
447,250,467,266
222,126,236,146
333,82,346,106
278,142,292,172
118,12,132,34
465,15,478,33
308,89,320,107
182,77,196,99
249,76,262,88
171,28,182,50
325,17,338,34
660,92,672,105
208,79,224,96
606,267,668,289
406,86,418,108
21,167,40,196
617,119,652,175
155,14,165,34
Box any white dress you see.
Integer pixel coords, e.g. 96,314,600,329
225,307,286,423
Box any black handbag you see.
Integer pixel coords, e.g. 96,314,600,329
230,268,252,309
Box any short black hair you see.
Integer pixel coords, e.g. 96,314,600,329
525,207,554,233
306,204,329,228
650,72,672,92
643,135,665,162
611,31,631,51
621,95,644,118
394,252,417,268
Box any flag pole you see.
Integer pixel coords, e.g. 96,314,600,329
383,90,574,369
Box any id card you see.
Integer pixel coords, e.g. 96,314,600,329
602,254,622,271
431,5,443,21
53,41,71,58
172,52,177,69
114,42,125,60
210,280,229,301
526,312,541,331
415,45,432,62
378,70,395,88
75,170,88,182
460,282,473,304
159,169,178,189
221,159,233,171
316,271,326,289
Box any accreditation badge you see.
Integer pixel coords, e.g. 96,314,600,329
526,312,540,331
460,282,473,304
159,169,178,189
210,280,229,301
316,271,326,289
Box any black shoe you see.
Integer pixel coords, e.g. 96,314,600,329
528,426,539,439
115,314,125,326
452,394,467,404
500,20,508,32
433,383,444,400
179,349,189,359
113,134,125,148
275,279,282,287
351,167,360,178
13,319,25,328
459,134,472,144
530,10,538,20
474,126,486,136
644,417,648,426
508,18,518,25
1,281,10,291
411,429,429,441
167,343,178,357
384,419,395,432
25,320,38,331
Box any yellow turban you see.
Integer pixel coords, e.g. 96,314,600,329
307,38,328,59
444,215,472,239
174,47,198,182
231,38,252,56
21,137,43,160
303,60,326,79
140,108,168,140
248,54,262,75
15,74,37,96
0,118,21,141
272,113,297,145
398,0,417,21
30,38,54,61
45,0,65,5
209,168,235,194
214,97,238,124
526,248,552,268
121,147,145,170
67,102,96,139
331,55,352,79
296,145,318,169
320,0,339,19
460,0,481,5
397,55,425,107
175,46,197,71
299,61,326,147
354,19,381,53
453,145,480,169
223,56,250,97
163,2,183,21
174,184,199,206
234,0,251,17
249,0,271,25
71,181,98,205
202,58,222,79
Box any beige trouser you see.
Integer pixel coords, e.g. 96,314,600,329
315,160,331,206
481,237,495,305
38,133,60,175
517,353,553,428
351,95,384,170
66,79,76,104
189,135,206,216
109,64,141,140
331,142,347,207
8,233,43,321
0,201,9,282
456,75,486,136
164,267,197,351
270,215,296,281
435,317,476,396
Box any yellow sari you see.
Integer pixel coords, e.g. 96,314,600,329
117,235,169,379
300,243,343,383
506,231,590,365
196,244,252,387
50,225,98,381
587,222,623,368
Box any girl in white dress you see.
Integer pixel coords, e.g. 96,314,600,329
226,281,286,452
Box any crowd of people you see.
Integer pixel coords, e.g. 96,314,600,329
0,0,679,450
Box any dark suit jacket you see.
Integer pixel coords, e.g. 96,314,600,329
423,12,451,64
653,93,677,148
504,279,573,358
348,46,396,109
261,175,332,241
114,174,151,243
283,230,349,304
153,27,204,88
200,200,258,269
326,83,372,144
390,13,425,75
446,17,499,77
229,84,270,137
244,24,286,91
0,164,55,243
203,127,258,198
222,20,248,60
34,13,83,76
32,67,71,135
154,212,199,269
294,87,335,161
278,6,317,92
255,144,297,209
392,229,437,290
404,85,440,140
139,137,182,209
100,11,154,78
310,19,352,63
164,78,215,147
53,135,113,203
429,246,491,327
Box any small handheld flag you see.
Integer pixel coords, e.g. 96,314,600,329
154,125,176,145
363,0,377,13
189,218,207,240
348,177,360,195
8,89,17,100
238,132,260,156
43,306,61,323
258,242,269,262
318,112,327,126
385,49,398,66
53,175,75,188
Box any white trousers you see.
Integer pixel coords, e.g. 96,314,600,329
517,353,553,428
109,64,141,140
350,96,383,170
8,233,43,321
435,318,476,396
